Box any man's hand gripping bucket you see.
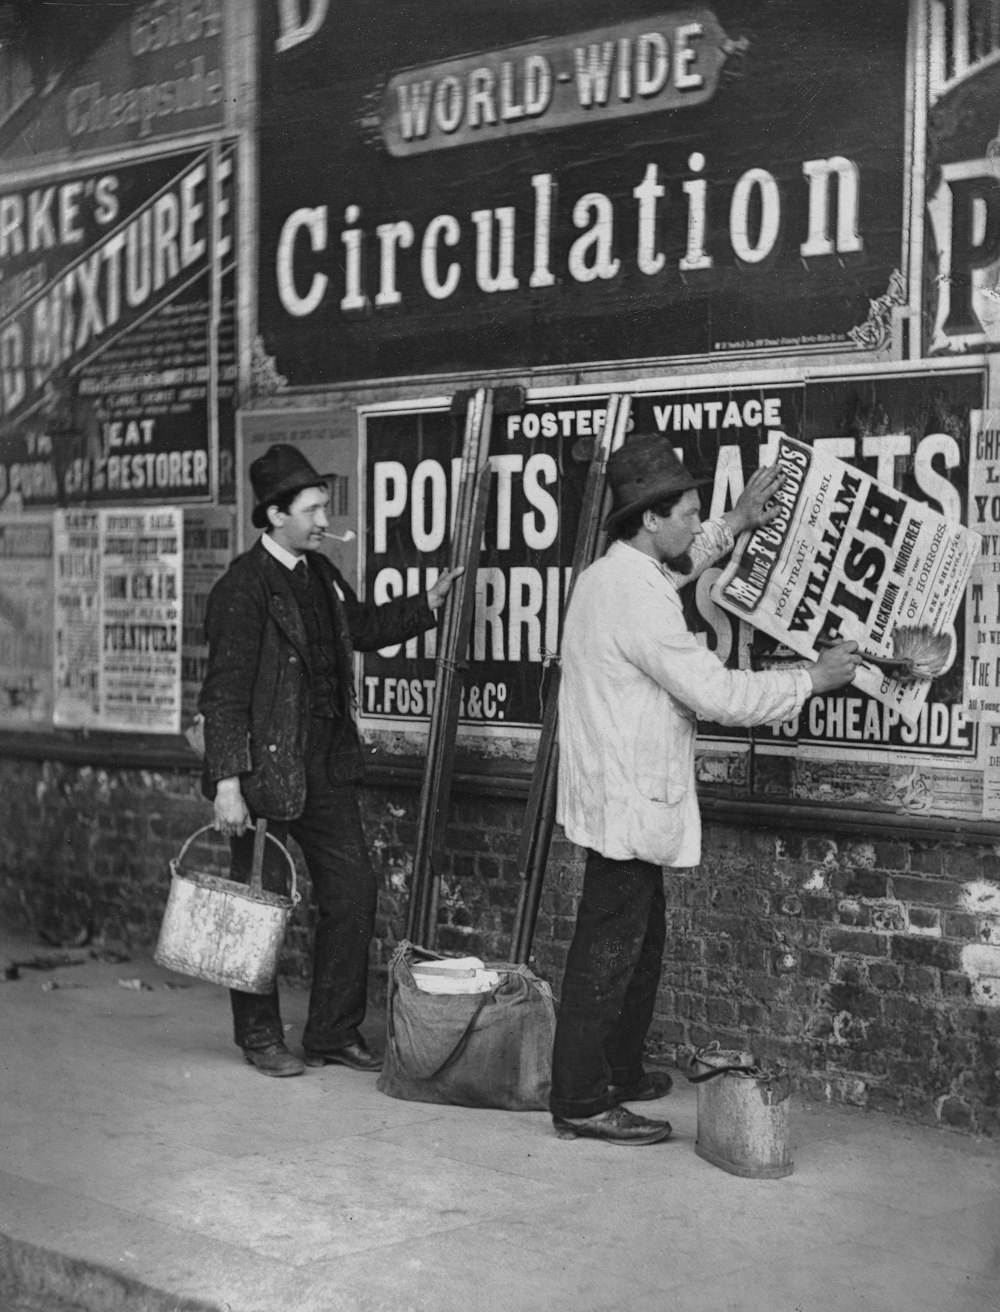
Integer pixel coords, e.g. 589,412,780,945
685,1042,793,1179
155,820,300,994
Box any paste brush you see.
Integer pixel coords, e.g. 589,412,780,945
819,625,954,680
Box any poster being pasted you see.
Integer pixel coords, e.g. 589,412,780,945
711,435,980,726
0,516,54,727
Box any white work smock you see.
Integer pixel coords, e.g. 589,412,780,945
556,526,812,868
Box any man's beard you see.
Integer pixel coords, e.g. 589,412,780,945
664,550,693,575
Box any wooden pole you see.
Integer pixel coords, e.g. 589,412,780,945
423,455,494,947
406,388,494,946
510,393,631,963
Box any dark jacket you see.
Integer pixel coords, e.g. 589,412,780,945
199,540,433,819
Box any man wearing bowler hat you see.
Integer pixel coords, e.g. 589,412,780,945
199,445,462,1077
550,433,862,1144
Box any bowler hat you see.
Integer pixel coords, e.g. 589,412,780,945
604,433,708,530
249,445,333,529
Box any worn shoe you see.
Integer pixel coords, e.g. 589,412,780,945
242,1042,305,1078
552,1105,673,1145
303,1039,382,1072
609,1070,674,1102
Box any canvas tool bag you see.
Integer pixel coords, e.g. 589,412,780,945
377,940,555,1110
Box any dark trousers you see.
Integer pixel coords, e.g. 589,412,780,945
229,719,376,1054
549,849,666,1120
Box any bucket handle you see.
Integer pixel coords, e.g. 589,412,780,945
684,1042,764,1084
173,821,300,905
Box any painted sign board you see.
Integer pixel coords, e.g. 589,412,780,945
926,57,1000,354
0,146,237,509
258,0,908,384
0,1,227,164
381,12,730,157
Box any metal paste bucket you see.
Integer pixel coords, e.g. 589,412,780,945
689,1044,793,1180
155,822,299,994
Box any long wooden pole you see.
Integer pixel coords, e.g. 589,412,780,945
406,388,494,946
413,390,483,871
510,393,631,963
423,454,494,947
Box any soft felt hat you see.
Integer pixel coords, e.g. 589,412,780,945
604,433,708,530
249,445,333,529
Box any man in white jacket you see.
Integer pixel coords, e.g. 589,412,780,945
551,433,862,1145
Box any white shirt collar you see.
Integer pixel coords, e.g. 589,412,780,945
261,533,304,572
607,536,680,585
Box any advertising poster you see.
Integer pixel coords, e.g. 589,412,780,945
0,516,54,728
926,55,1000,355
54,507,183,733
965,411,1000,818
711,436,980,725
0,147,236,510
100,507,183,733
362,402,594,730
53,510,101,728
259,0,907,385
965,411,1000,721
181,505,234,725
0,1,226,164
360,369,984,816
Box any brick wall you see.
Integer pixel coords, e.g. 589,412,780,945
2,755,999,1135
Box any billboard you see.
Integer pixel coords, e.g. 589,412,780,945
363,401,592,728
0,146,237,509
0,1,227,164
358,367,986,818
258,0,908,384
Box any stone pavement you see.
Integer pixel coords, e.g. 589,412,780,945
1,928,998,1312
